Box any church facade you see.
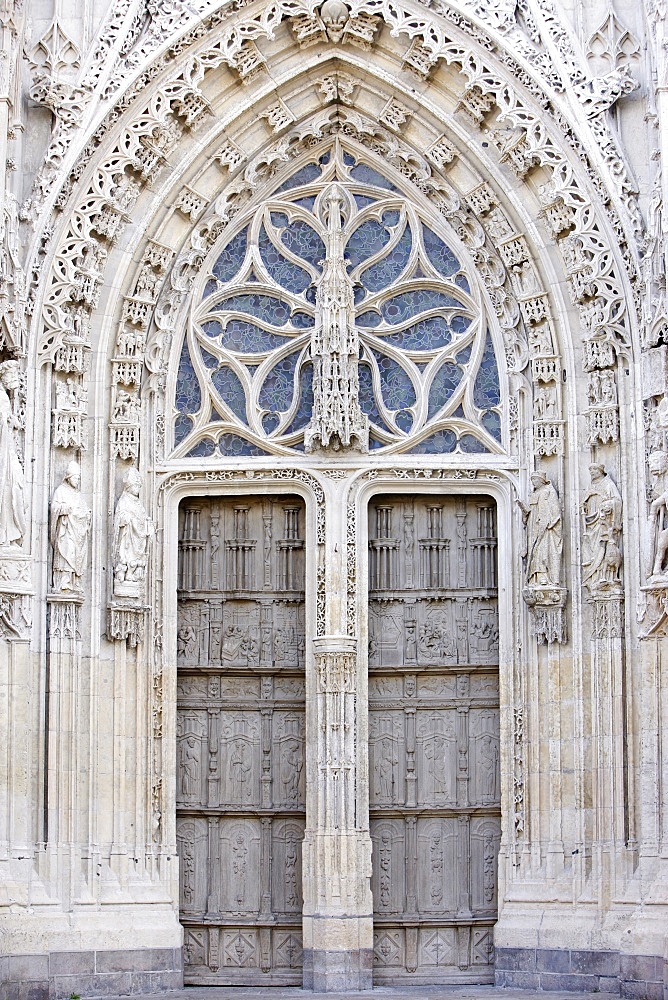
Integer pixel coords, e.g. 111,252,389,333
1,0,668,995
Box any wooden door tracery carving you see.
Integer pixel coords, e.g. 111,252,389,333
368,494,501,984
176,494,306,985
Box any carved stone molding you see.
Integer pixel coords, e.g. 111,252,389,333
590,596,623,640
0,592,31,640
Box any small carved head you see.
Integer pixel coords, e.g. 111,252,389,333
65,460,81,487
589,462,605,481
649,450,668,477
530,471,549,488
123,466,142,496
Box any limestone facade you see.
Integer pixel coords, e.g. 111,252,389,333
1,0,668,996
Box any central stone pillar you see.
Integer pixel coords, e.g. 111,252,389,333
302,479,373,990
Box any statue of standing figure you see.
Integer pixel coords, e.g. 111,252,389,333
518,471,563,588
50,461,92,592
112,467,154,598
0,361,25,547
581,463,623,594
648,450,668,581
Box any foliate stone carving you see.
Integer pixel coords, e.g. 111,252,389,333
379,98,411,132
582,465,623,597
0,592,32,640
0,362,25,548
112,468,154,599
216,137,245,172
260,100,295,134
403,38,438,78
523,586,568,644
175,186,207,222
573,66,639,118
305,183,368,453
426,136,457,169
316,73,356,105
50,462,91,594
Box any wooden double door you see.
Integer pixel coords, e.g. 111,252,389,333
175,492,500,985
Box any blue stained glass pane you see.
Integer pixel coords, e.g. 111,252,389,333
409,429,457,454
212,227,247,283
374,352,416,410
280,220,325,268
174,413,193,446
275,162,322,192
456,343,472,365
186,438,216,457
459,434,488,453
320,151,331,165
473,334,501,408
343,152,356,167
175,340,201,415
358,363,387,430
455,273,471,292
423,226,460,277
263,412,280,434
292,196,316,211
213,319,291,353
350,163,399,191
451,314,471,334
259,225,311,293
259,350,299,412
354,194,377,209
361,226,412,292
284,363,313,433
202,320,223,339
369,434,384,449
346,219,391,270
383,210,400,226
201,347,218,369
215,294,292,326
395,410,413,432
218,433,270,457
203,279,217,297
482,409,501,441
381,290,462,324
211,366,247,423
428,362,462,418
357,310,382,328
291,311,315,329
381,316,453,351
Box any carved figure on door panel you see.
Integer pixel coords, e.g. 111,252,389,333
430,833,444,905
180,736,201,797
178,620,198,660
375,738,398,800
232,831,248,907
379,830,392,908
424,737,452,800
419,614,455,660
479,735,499,801
285,834,299,907
230,739,251,801
280,738,303,804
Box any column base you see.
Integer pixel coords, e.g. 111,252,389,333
303,916,373,991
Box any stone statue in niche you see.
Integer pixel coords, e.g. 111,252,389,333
518,472,563,588
581,464,623,595
0,361,25,547
648,450,668,581
50,461,92,592
112,467,154,598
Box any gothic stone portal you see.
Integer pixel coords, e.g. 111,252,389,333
369,495,500,983
176,496,306,984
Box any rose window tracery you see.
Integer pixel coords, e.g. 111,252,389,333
173,142,505,458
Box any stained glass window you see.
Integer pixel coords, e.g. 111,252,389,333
172,140,505,457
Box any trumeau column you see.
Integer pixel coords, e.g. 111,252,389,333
302,474,373,991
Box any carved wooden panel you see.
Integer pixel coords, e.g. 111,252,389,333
177,496,305,985
369,495,500,984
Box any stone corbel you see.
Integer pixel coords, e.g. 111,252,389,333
523,586,568,644
47,592,83,640
107,604,148,647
